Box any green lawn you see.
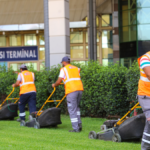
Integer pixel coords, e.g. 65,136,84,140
0,113,141,150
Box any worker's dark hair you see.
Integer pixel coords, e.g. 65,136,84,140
21,68,28,71
66,61,70,64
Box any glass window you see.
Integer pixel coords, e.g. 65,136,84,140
71,46,84,59
120,58,136,68
129,0,136,9
96,16,99,27
0,62,7,67
19,63,37,70
86,32,88,43
73,61,88,66
102,59,113,66
86,46,88,58
137,8,150,24
9,35,21,46
102,31,113,59
39,35,45,45
121,26,129,42
10,63,18,71
138,24,150,40
24,34,37,46
10,63,37,71
137,0,150,7
86,32,100,43
102,31,113,44
0,36,6,47
97,32,100,42
70,32,83,43
40,62,45,70
39,47,45,60
120,0,136,10
121,11,129,26
86,45,99,59
102,15,112,27
121,1,128,11
83,16,99,27
121,10,136,26
102,44,113,59
121,25,137,42
130,10,137,25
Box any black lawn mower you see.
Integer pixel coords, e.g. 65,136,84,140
0,88,19,120
24,84,66,129
89,102,145,142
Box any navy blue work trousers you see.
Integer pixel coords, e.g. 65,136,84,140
19,92,36,120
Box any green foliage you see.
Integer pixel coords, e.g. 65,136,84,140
102,64,128,116
80,61,128,116
0,61,140,117
126,62,140,106
0,66,17,103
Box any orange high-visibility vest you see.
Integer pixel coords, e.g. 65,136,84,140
138,51,150,96
19,71,36,95
61,64,84,95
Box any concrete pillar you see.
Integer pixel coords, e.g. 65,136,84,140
113,0,119,63
87,0,97,60
44,0,70,67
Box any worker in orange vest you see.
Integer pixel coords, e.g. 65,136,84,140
12,64,36,126
138,52,150,150
52,56,84,132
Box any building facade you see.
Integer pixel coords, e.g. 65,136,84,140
119,0,150,68
0,0,120,71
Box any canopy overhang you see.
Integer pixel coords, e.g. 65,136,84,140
0,0,113,25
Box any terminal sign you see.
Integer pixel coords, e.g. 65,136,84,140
0,46,38,61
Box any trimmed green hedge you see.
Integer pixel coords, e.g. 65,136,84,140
1,61,140,117
126,62,140,107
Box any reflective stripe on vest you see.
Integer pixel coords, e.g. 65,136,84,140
20,82,34,87
146,53,150,58
140,76,150,82
63,67,81,84
64,78,81,84
138,52,150,96
61,64,83,95
20,72,34,87
19,71,36,95
139,53,150,82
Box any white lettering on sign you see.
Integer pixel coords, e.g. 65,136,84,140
0,48,37,60
13,51,16,58
33,50,36,58
17,51,22,58
24,50,29,58
10,51,12,58
29,50,33,57
6,51,9,58
0,51,5,59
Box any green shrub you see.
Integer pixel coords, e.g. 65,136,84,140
79,62,128,116
102,64,128,116
1,61,140,117
126,62,140,106
0,66,17,103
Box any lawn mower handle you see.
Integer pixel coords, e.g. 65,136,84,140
36,83,66,116
0,87,19,108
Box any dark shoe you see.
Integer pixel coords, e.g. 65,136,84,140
69,129,80,132
20,120,26,126
79,123,82,131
